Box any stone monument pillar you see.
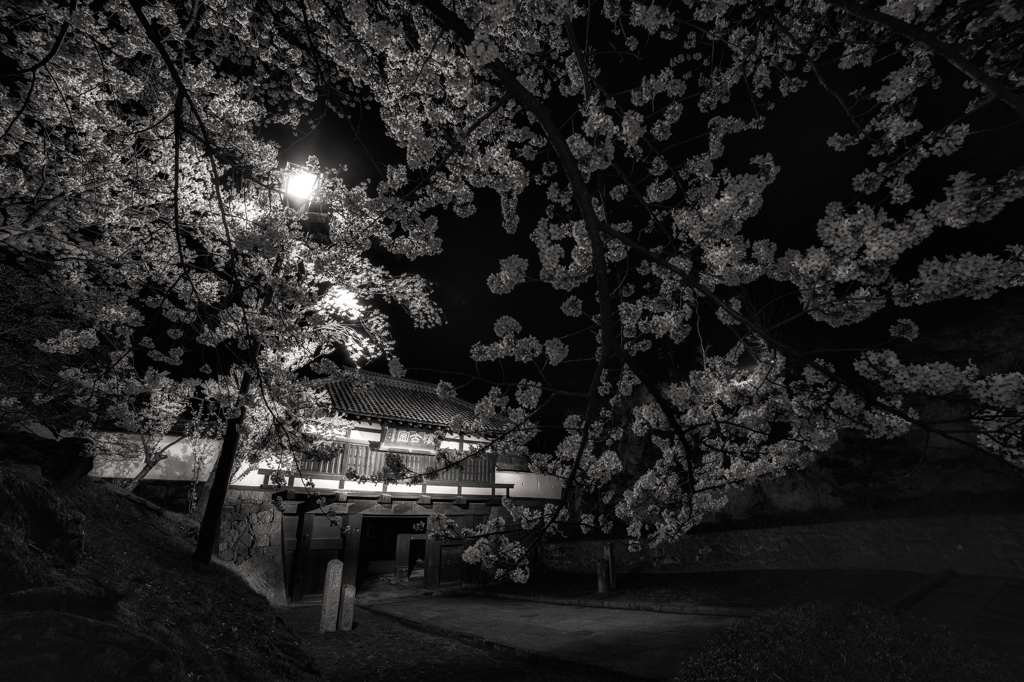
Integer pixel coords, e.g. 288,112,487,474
338,584,356,631
319,560,344,633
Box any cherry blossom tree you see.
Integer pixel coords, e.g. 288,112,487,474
83,368,201,492
302,0,1024,581
0,0,441,562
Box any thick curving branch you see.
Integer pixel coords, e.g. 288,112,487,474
8,0,79,76
126,0,238,258
416,0,713,532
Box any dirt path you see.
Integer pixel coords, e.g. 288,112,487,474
275,603,618,682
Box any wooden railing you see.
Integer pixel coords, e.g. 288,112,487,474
298,444,497,485
496,454,530,471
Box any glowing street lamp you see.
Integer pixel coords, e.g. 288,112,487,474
285,168,320,202
282,162,330,232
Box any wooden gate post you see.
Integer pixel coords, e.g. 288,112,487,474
342,514,362,587
604,542,616,589
394,533,412,582
424,538,441,591
291,508,316,602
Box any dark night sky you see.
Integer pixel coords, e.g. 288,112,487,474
276,104,588,400
273,55,1024,410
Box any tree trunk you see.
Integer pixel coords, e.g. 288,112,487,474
192,370,252,564
123,455,167,493
190,464,216,519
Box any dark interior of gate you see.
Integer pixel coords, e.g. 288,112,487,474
358,516,427,584
281,505,440,603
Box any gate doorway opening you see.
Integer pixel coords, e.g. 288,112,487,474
281,503,346,604
356,516,427,588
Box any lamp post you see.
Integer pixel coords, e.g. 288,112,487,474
283,162,322,208
284,166,320,203
283,162,329,234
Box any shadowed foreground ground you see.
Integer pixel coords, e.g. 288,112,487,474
275,602,619,682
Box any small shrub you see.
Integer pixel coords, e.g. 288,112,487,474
675,602,1021,682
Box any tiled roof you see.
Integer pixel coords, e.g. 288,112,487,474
325,369,500,431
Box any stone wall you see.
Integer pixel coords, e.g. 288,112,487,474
542,512,1024,578
216,489,287,606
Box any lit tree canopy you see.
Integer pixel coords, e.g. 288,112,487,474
1,0,442,560
3,0,1023,579
309,0,1024,579
0,0,442,430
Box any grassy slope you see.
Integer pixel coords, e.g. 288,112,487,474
63,479,319,682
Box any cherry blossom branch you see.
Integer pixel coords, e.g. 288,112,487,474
417,0,722,547
563,12,688,196
763,7,863,133
596,222,1017,467
8,0,78,75
414,4,622,562
400,90,513,202
511,355,607,575
171,90,200,303
1,178,112,244
619,353,699,499
0,72,35,145
825,0,1024,118
126,0,237,258
421,0,725,511
563,14,592,103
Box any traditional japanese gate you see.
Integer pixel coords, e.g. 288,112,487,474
279,484,499,601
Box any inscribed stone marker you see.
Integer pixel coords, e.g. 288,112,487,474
319,560,344,633
338,584,356,631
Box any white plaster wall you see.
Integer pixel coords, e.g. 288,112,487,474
89,434,222,482
232,468,266,487
345,480,385,492
497,471,563,499
387,482,423,493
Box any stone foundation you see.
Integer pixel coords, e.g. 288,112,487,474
542,512,1024,578
217,489,287,605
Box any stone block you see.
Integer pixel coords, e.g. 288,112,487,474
320,561,344,633
238,531,253,547
339,585,356,631
257,510,274,523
